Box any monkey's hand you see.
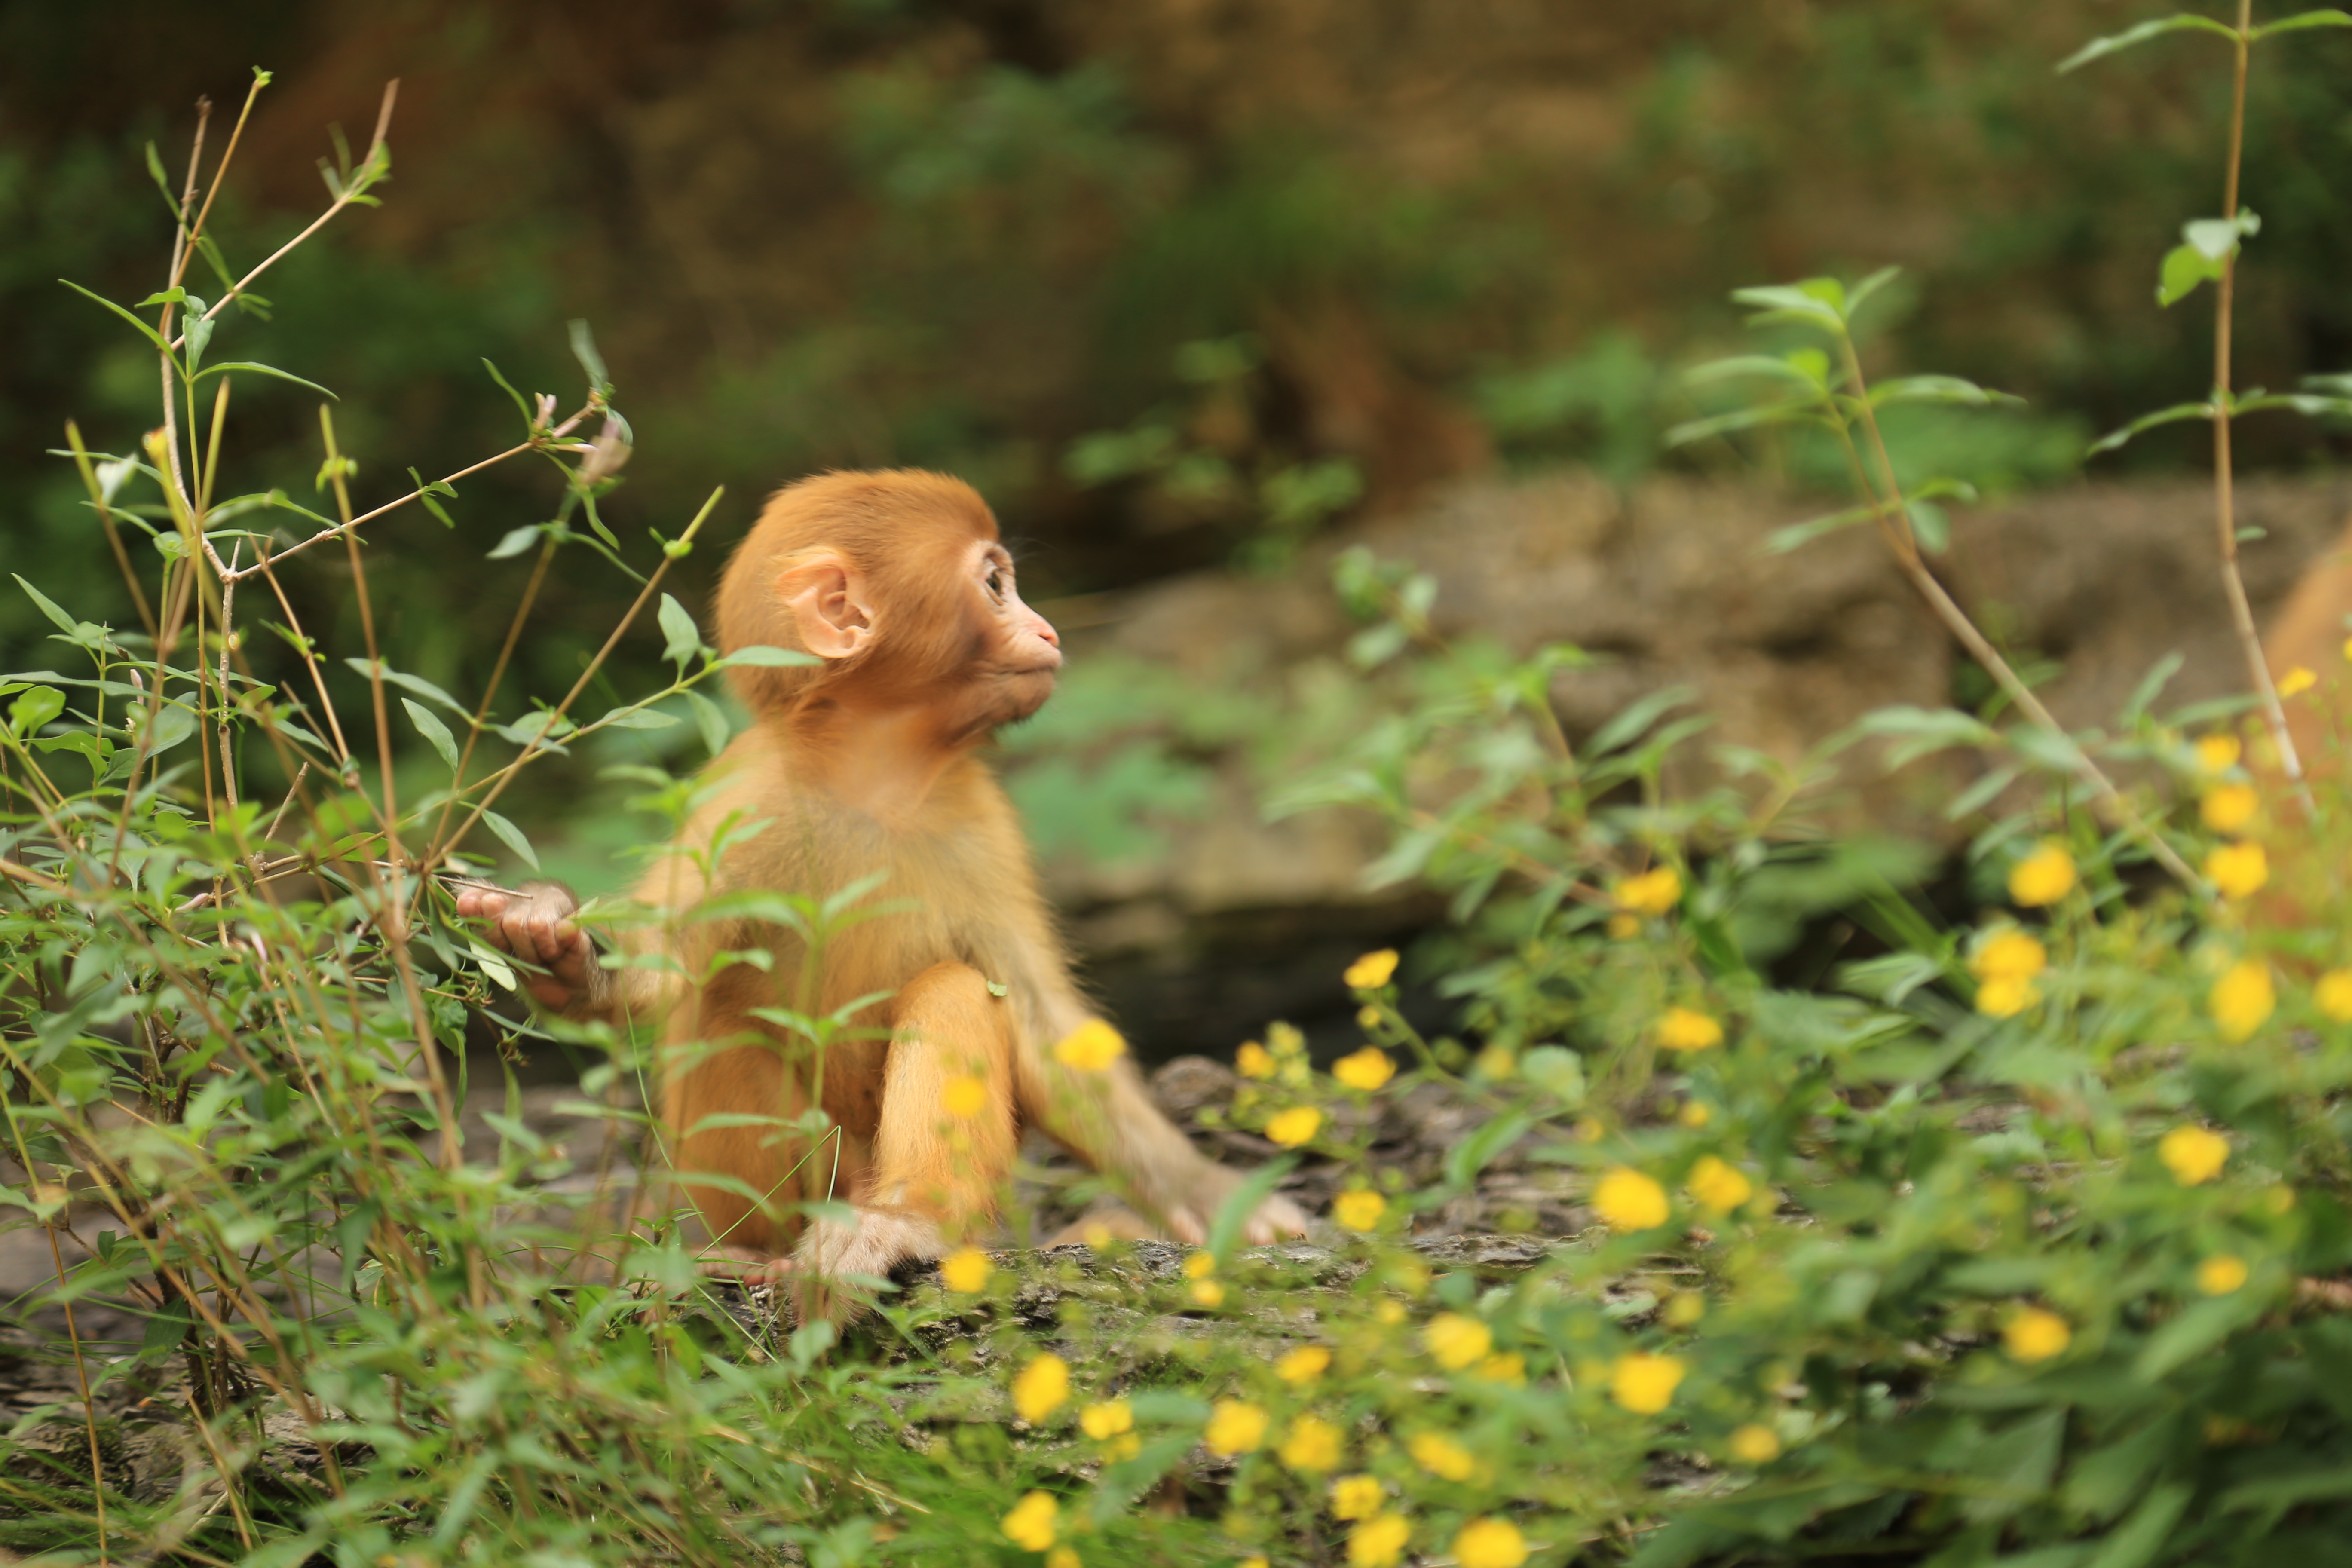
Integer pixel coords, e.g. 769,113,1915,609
704,1208,946,1325
454,881,599,1014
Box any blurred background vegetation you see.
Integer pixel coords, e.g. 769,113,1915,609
3,0,2349,905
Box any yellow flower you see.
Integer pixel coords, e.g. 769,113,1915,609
2159,1124,2230,1186
2205,841,2269,901
2196,733,2242,773
1684,1156,1753,1217
2008,842,2077,907
1236,1041,1274,1078
1265,1106,1322,1148
1185,1251,1217,1279
1424,1313,1493,1370
1046,1549,1079,1568
1476,1044,1517,1079
1347,1513,1410,1568
1453,1518,1529,1568
1275,1345,1332,1384
1012,1354,1070,1423
1611,1351,1687,1414
1971,929,2048,982
1203,1399,1268,1456
1375,1298,1408,1325
2279,665,2317,697
2004,1306,2070,1363
1592,1166,1671,1231
1329,1473,1384,1521
1655,1006,1724,1052
1678,1100,1712,1128
2202,783,2259,834
1614,865,1684,917
1357,1004,1381,1030
1476,1353,1527,1386
1280,1415,1343,1473
1334,1189,1388,1232
1607,912,1641,940
1240,1559,1269,1568
1344,949,1400,989
1409,1430,1476,1481
1105,1433,1140,1461
1975,974,2040,1018
1080,1400,1133,1439
1662,1291,1706,1328
1333,1047,1395,1091
2197,1254,2249,1295
943,1074,988,1117
1190,1280,1227,1308
1053,1020,1126,1072
1002,1490,1057,1551
2210,959,2275,1041
2266,1184,2296,1215
1728,1423,1782,1464
939,1247,991,1294
2317,970,2352,1023
2343,636,2352,663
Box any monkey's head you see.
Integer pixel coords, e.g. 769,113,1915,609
716,469,1063,736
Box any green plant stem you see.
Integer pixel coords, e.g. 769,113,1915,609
2210,1,2307,800
1837,339,2202,894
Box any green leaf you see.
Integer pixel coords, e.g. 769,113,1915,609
2088,401,2212,455
1764,501,1883,554
1684,354,1824,387
1664,402,1828,447
2058,14,2239,72
2251,9,2352,38
58,278,178,361
406,468,457,527
480,809,540,871
401,698,460,772
2133,1294,2253,1379
2082,1481,2190,1568
481,358,534,427
1202,1155,1295,1263
1869,374,2021,408
597,705,679,730
487,525,542,560
1906,500,1951,554
13,576,80,635
1845,265,1902,321
190,361,337,400
182,295,213,372
1730,282,1847,330
8,686,64,737
135,286,187,309
2156,242,2210,307
1445,1110,1533,1190
343,658,467,716
684,690,731,760
141,144,179,215
658,593,702,667
567,318,613,395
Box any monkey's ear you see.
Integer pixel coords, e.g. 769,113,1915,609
775,554,875,661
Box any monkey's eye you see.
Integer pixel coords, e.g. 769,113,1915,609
983,565,1007,601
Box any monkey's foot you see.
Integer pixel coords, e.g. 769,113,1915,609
1157,1189,1313,1248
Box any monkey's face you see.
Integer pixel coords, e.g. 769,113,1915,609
962,539,1062,729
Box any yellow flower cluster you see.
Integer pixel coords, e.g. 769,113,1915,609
1265,1105,1323,1148
1203,1399,1268,1456
1002,1490,1057,1550
1052,1020,1126,1072
1280,1415,1343,1472
2008,842,2076,907
2158,1124,2229,1186
1348,1513,1410,1567
943,1073,989,1117
940,1247,991,1294
1334,1189,1388,1232
1611,1351,1686,1413
1330,1473,1384,1520
2319,970,2352,1024
1080,1400,1132,1439
1613,865,1683,917
1344,949,1400,989
2279,665,2317,697
1012,1353,1069,1422
1727,1423,1782,1464
2201,781,2258,833
1969,928,2046,1018
1332,1046,1395,1090
2004,1306,2070,1363
1236,1041,1274,1078
1592,1166,1670,1231
2210,959,2274,1042
1453,1518,1528,1568
2204,840,2268,901
1655,1005,1724,1052
1684,1155,1753,1217
1424,1313,1494,1370
1275,1345,1331,1384
2196,732,2242,773
2197,1254,2249,1295
1408,1430,1476,1481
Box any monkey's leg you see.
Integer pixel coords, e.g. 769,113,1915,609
788,961,1017,1321
668,1037,811,1265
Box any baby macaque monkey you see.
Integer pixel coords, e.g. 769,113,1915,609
459,470,1306,1318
